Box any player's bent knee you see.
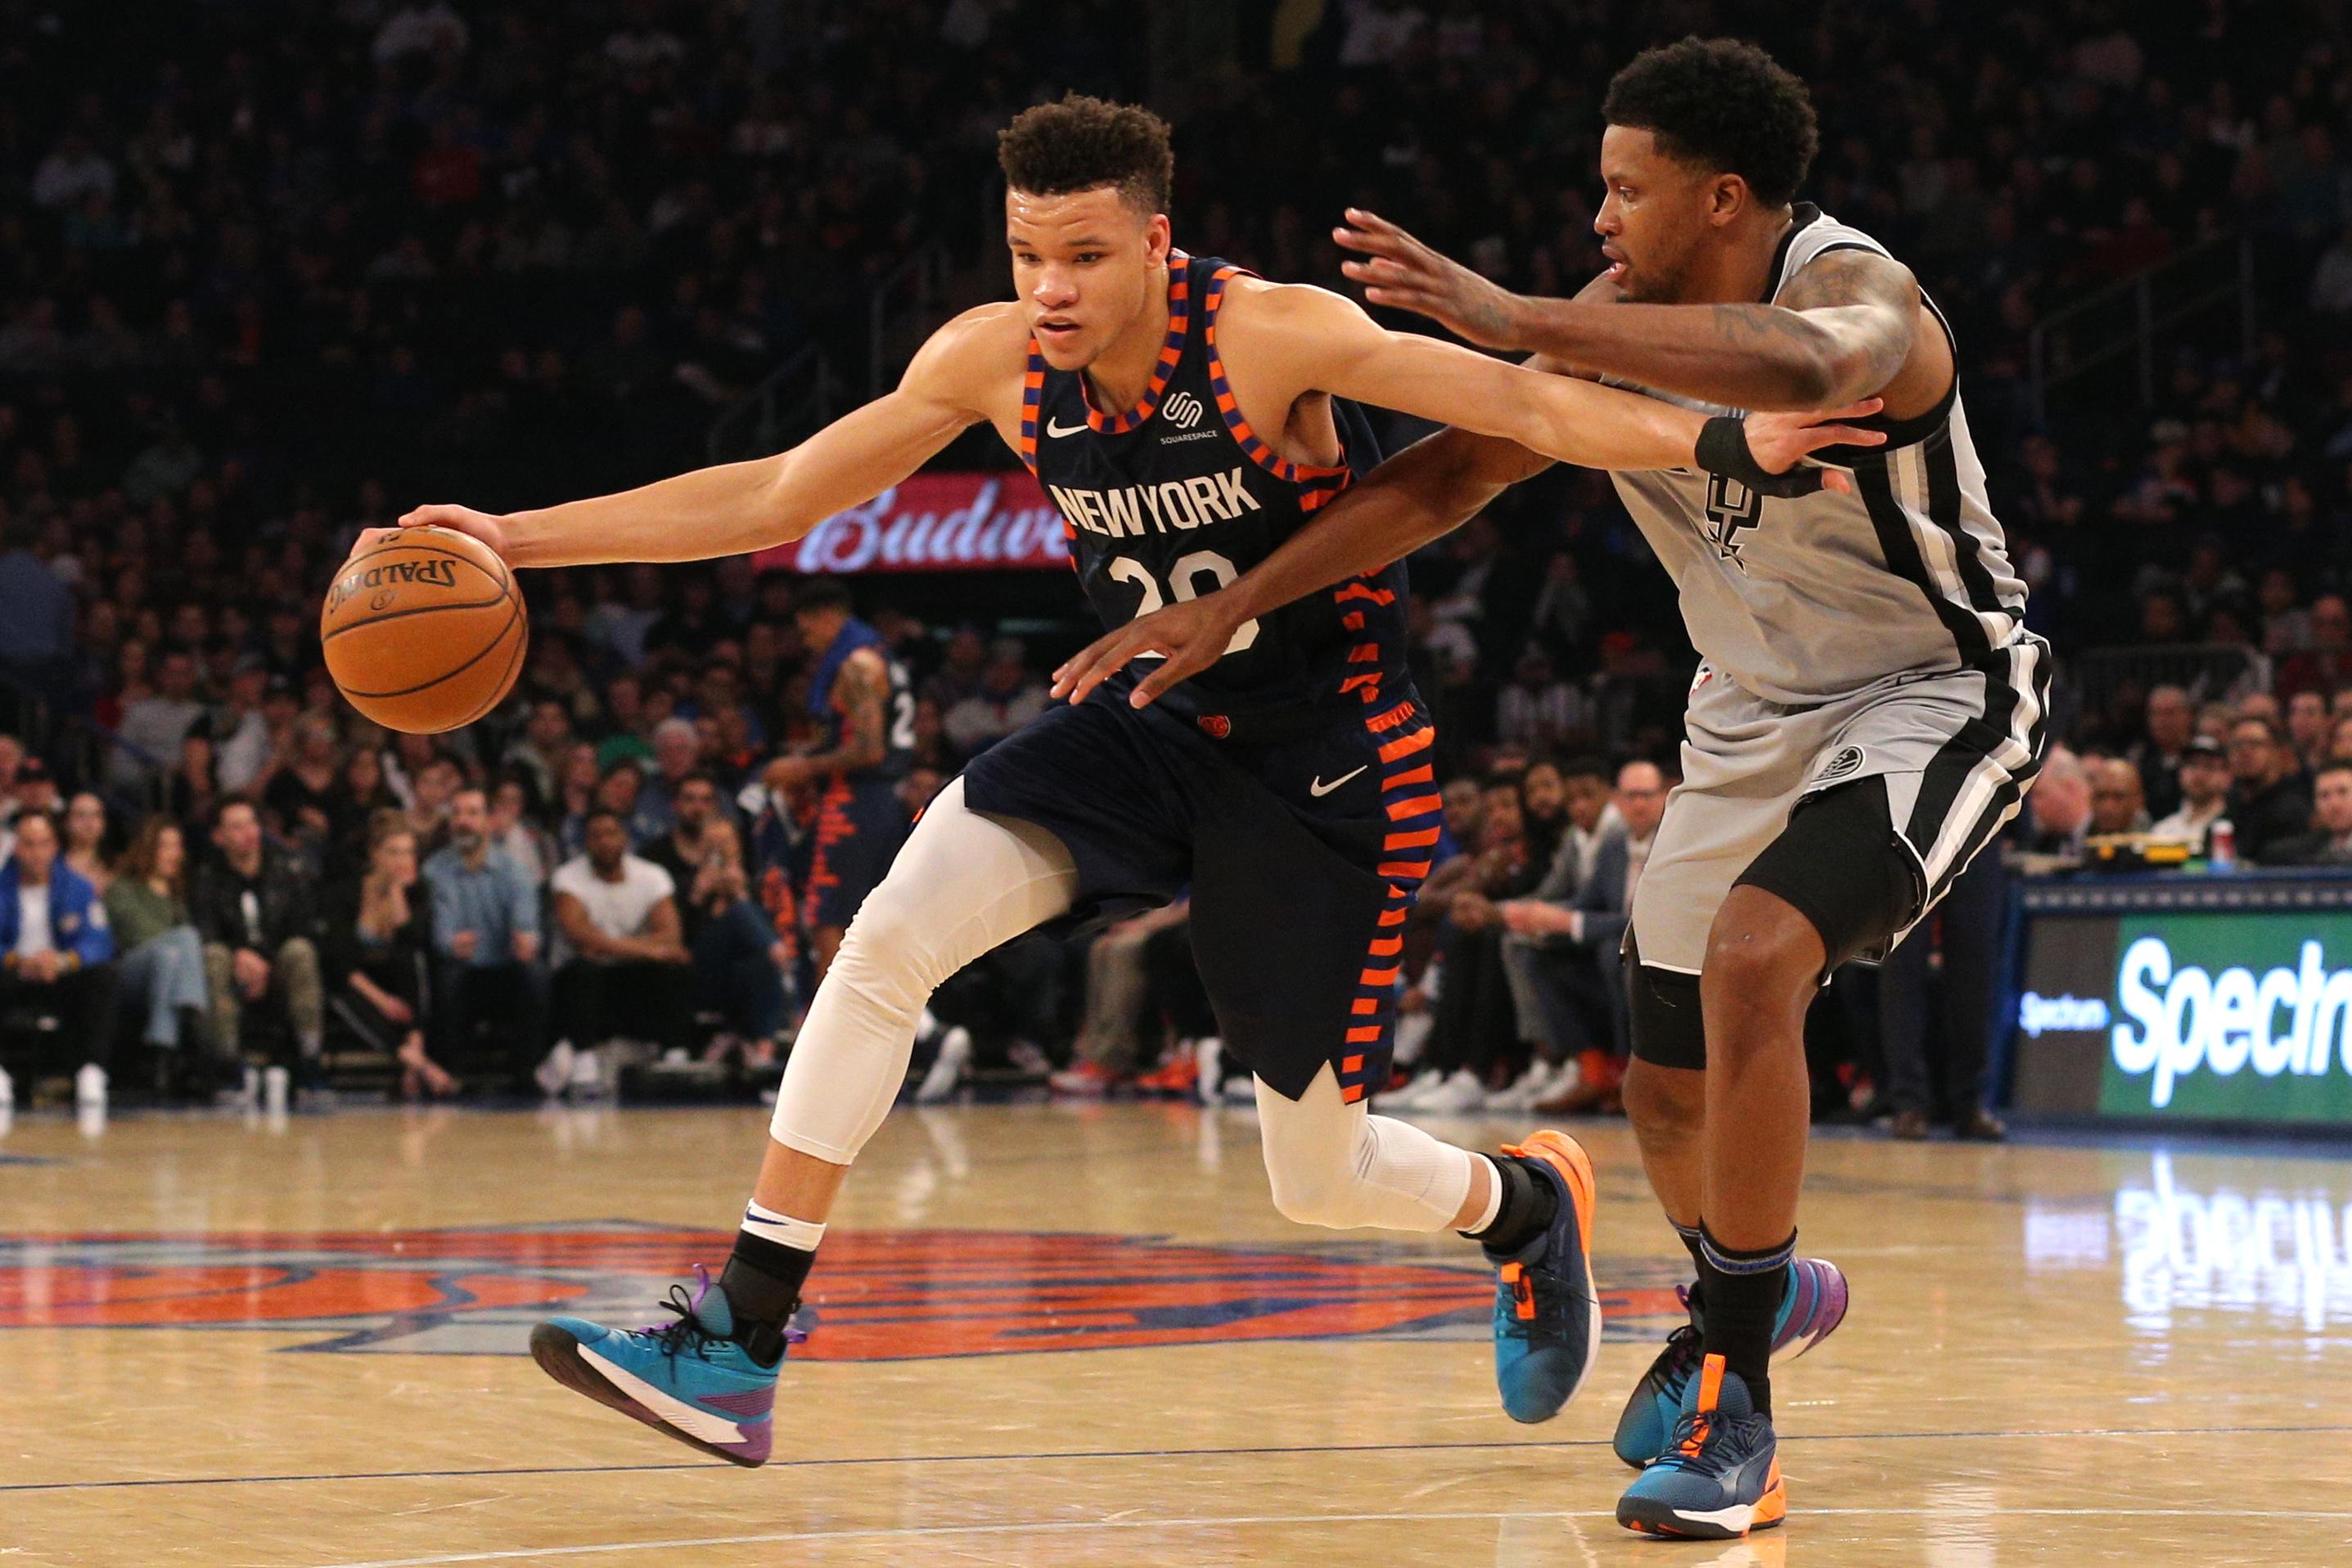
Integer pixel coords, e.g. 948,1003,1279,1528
1621,1058,1704,1138
1699,892,1822,1007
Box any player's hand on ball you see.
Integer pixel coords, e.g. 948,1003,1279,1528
340,504,510,569
1740,399,1887,495
1052,593,1246,710
1334,208,1526,350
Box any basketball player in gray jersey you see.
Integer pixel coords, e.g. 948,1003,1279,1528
1054,38,2048,1540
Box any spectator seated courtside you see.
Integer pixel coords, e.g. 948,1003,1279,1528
547,809,692,1096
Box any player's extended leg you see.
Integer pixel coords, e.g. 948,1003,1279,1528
1252,1067,1602,1423
1620,782,1911,1538
530,778,1079,1465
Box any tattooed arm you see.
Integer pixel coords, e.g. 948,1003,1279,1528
765,647,890,790
1337,210,1925,411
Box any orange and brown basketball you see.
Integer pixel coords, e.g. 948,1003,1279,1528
321,525,526,733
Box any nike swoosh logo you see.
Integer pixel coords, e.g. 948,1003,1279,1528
1309,766,1367,798
1045,418,1088,438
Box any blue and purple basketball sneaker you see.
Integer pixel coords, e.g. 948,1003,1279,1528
529,1264,796,1467
1611,1256,1848,1468
1618,1354,1786,1539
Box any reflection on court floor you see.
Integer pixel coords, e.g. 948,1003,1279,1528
2,1102,2349,1566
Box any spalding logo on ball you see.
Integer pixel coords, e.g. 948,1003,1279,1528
322,525,528,733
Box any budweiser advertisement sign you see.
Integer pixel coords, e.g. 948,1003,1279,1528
754,472,1069,574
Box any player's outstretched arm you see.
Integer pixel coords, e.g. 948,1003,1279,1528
1336,209,1918,411
1052,350,1883,710
377,307,1017,569
1219,281,1877,480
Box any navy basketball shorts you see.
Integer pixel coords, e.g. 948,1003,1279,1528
807,777,911,932
962,683,1442,1103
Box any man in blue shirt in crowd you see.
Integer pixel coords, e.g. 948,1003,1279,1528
423,786,549,1092
0,809,117,1108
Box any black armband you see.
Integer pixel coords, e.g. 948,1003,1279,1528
1696,416,1828,498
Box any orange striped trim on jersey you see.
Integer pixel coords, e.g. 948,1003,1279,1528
1080,250,1193,435
1333,710,1443,1104
1201,264,1355,498
1017,354,1046,474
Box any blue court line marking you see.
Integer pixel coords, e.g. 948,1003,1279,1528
7,1422,2345,1495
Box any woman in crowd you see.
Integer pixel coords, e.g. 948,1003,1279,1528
61,791,114,892
166,732,219,831
326,814,452,1098
328,742,401,872
104,817,213,1065
674,818,786,1073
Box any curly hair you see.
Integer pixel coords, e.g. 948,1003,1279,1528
1602,38,1818,208
997,93,1174,214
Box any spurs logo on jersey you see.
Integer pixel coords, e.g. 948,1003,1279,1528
1702,473,1764,566
1604,205,2036,710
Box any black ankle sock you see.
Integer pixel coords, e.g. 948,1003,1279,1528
1696,1223,1794,1418
1463,1154,1561,1253
1674,1222,1708,1320
718,1232,814,1365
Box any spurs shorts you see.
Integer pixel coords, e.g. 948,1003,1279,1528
1632,635,2050,974
961,674,1440,1103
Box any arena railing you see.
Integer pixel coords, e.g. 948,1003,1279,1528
2028,234,2256,425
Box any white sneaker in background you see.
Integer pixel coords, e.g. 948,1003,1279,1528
1490,1060,1558,1111
262,1065,290,1116
535,1040,577,1099
1220,1072,1256,1105
914,1026,972,1105
0,1065,13,1112
1391,1011,1434,1070
76,1062,108,1109
1195,1036,1223,1106
1383,1069,1443,1109
1415,1068,1489,1114
569,1045,609,1100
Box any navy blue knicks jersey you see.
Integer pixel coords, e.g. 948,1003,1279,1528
1018,250,1412,734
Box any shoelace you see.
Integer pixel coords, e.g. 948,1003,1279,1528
1660,1404,1764,1478
644,1281,728,1363
1497,1259,1579,1345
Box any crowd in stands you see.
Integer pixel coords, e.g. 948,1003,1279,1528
0,2,2346,1135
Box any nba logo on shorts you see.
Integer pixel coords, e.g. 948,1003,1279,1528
1197,713,1232,738
1162,390,1205,429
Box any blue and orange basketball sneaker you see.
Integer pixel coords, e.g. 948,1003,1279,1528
1485,1129,1601,1424
1612,1257,1847,1467
1617,1354,1786,1539
529,1265,797,1467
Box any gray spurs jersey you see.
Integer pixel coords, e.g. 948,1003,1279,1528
1605,205,2028,706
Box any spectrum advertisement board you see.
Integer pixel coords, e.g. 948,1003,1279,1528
2009,910,2352,1126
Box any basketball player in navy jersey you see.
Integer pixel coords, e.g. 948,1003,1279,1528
1056,43,2048,1539
362,93,1880,1467
765,576,916,975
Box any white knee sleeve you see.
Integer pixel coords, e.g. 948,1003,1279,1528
768,777,1078,1163
1255,1065,1477,1232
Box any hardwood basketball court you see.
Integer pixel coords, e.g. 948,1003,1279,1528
2,1101,2347,1566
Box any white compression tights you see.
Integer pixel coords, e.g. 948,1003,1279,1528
768,778,1480,1233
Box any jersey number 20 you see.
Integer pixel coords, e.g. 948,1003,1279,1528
1107,551,1261,659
